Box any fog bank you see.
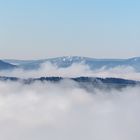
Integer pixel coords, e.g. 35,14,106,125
0,80,140,140
0,63,140,80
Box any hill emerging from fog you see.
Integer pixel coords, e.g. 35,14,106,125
0,76,139,90
3,56,140,71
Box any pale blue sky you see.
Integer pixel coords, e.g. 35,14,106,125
0,0,140,59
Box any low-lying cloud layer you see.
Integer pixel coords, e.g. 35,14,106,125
0,63,140,140
0,80,140,140
0,62,140,80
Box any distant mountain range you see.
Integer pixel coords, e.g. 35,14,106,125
1,56,140,71
0,60,17,70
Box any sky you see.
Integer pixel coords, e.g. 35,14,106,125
0,0,140,59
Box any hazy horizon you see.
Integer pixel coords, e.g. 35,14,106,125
1,55,140,61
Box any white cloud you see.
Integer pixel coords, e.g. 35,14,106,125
0,80,140,140
0,62,140,80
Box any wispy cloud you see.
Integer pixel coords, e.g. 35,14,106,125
0,62,140,80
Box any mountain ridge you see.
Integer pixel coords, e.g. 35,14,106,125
0,60,17,70
2,56,140,71
0,76,139,90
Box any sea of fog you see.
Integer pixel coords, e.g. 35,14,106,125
0,63,140,140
